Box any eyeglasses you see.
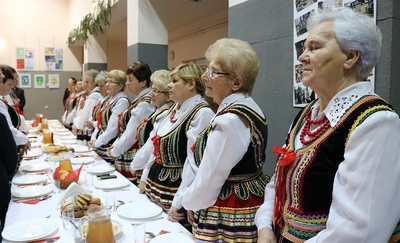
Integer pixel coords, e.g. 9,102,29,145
150,88,169,94
205,67,229,79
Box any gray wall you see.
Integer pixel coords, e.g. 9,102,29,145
229,0,400,175
21,71,82,120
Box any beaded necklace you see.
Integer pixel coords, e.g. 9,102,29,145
299,110,330,145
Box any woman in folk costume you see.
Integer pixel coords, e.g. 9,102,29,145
90,70,129,163
130,69,174,183
72,69,101,136
63,80,85,130
0,66,30,154
61,77,77,126
178,38,269,243
107,61,155,181
139,63,214,227
255,8,400,243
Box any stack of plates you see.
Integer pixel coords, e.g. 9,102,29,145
86,165,115,174
96,178,130,190
22,149,43,159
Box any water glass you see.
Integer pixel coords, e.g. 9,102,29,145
105,194,115,211
134,223,146,243
62,208,75,231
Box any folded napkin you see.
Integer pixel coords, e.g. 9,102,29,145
28,235,60,243
57,182,89,205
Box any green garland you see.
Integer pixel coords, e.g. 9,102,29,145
67,0,116,46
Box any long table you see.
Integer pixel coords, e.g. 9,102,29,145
3,120,193,242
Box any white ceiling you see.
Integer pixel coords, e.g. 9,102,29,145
106,0,228,43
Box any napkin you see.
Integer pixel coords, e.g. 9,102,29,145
57,182,89,205
13,195,52,204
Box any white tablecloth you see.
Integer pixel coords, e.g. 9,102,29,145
3,120,193,243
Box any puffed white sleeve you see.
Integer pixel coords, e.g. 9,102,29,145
255,175,276,230
0,103,28,145
110,101,155,157
306,110,400,243
181,112,250,211
95,98,130,147
172,107,215,209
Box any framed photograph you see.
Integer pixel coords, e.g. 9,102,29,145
48,74,60,89
19,73,31,88
34,74,46,89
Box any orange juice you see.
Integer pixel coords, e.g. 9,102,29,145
59,159,73,171
42,130,52,144
86,216,116,243
58,152,73,171
41,122,49,130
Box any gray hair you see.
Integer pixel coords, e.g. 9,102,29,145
308,7,382,80
95,70,108,85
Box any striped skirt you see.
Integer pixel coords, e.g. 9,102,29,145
114,144,138,181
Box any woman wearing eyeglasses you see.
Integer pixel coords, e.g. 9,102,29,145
178,38,270,242
90,70,130,162
129,69,175,183
107,61,155,181
139,63,214,228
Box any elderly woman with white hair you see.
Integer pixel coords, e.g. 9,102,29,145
256,7,400,243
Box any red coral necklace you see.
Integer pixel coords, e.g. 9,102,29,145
299,111,330,145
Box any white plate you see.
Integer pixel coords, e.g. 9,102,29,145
71,157,95,164
86,165,115,175
61,139,78,144
59,134,77,140
2,218,58,242
13,174,48,185
117,201,163,220
20,162,51,173
71,145,92,153
79,220,122,239
54,128,69,132
12,185,53,199
149,233,195,243
30,141,42,148
96,178,130,190
22,149,43,158
55,130,72,136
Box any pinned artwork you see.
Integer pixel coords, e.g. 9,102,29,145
34,74,46,89
19,73,31,88
48,74,60,89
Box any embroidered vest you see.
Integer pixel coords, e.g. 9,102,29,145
154,102,209,181
274,96,399,242
118,96,151,133
136,102,174,148
194,104,269,200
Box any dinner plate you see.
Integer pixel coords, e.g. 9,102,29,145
96,178,130,190
71,157,95,164
71,145,92,153
53,128,69,132
59,134,76,140
12,185,53,199
22,149,43,158
55,130,72,136
30,141,42,148
2,218,58,242
13,174,48,185
149,232,195,243
117,201,163,220
61,139,78,144
20,162,51,173
86,165,115,174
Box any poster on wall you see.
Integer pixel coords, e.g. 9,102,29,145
45,47,63,70
34,74,46,89
16,47,34,70
19,73,31,88
293,0,376,107
48,74,60,88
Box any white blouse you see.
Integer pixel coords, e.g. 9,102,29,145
255,82,400,242
109,88,155,157
140,94,215,188
93,92,130,147
74,87,102,130
130,102,173,172
0,100,28,145
179,93,266,210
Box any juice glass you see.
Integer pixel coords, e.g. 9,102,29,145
42,129,52,144
58,152,73,171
